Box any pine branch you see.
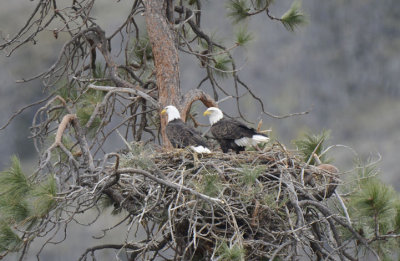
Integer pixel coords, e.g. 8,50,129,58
293,130,331,165
213,55,233,78
395,204,400,232
355,178,395,217
0,198,30,224
30,175,57,218
0,222,22,252
0,156,31,199
235,26,254,46
254,0,274,9
226,0,250,23
280,1,307,32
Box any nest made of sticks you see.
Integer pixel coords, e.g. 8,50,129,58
103,143,341,260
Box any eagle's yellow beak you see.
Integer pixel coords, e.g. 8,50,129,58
161,109,167,115
203,110,211,116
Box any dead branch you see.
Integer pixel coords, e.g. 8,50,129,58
54,114,77,146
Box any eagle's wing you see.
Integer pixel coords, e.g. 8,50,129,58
166,120,207,148
212,119,256,140
185,124,208,147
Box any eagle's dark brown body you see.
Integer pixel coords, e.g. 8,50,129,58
211,118,268,153
166,119,208,149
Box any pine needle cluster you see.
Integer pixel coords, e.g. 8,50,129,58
198,173,223,197
293,130,330,165
280,1,307,32
120,142,156,170
132,37,153,64
213,55,233,78
227,0,306,32
217,242,246,261
198,35,237,78
0,157,57,254
254,0,274,9
341,161,400,258
235,26,254,46
226,0,250,24
76,88,105,135
0,222,22,252
239,165,264,186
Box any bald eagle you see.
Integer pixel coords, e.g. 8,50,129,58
203,107,269,153
161,105,211,153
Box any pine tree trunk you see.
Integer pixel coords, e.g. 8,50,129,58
144,0,180,148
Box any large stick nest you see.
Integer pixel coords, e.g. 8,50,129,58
102,143,341,260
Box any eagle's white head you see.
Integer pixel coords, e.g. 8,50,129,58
203,107,223,125
161,105,181,122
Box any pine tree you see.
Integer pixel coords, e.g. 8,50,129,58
1,0,399,260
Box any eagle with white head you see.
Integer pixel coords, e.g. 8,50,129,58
203,107,269,153
161,105,211,153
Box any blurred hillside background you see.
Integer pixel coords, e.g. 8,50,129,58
0,1,399,185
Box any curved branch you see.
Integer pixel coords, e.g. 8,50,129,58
180,89,217,122
55,114,77,145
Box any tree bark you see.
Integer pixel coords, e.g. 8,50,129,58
144,0,217,148
144,0,180,148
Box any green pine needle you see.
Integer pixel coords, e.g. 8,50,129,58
213,55,232,78
97,194,124,215
76,90,104,135
120,143,156,170
254,0,274,9
56,82,79,102
201,174,222,197
353,178,396,219
30,176,57,218
93,63,106,79
235,26,254,46
262,193,288,210
76,106,93,125
293,130,330,165
0,222,22,252
227,0,250,23
86,89,105,104
187,0,197,5
77,106,101,131
239,165,263,186
394,203,400,232
0,156,31,199
217,242,245,261
281,1,307,32
133,37,153,63
198,32,225,51
0,198,30,223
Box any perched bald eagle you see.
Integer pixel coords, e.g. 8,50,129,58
161,105,211,153
203,107,269,153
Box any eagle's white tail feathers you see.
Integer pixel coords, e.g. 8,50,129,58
234,137,251,147
235,135,269,147
191,146,211,153
252,135,269,143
